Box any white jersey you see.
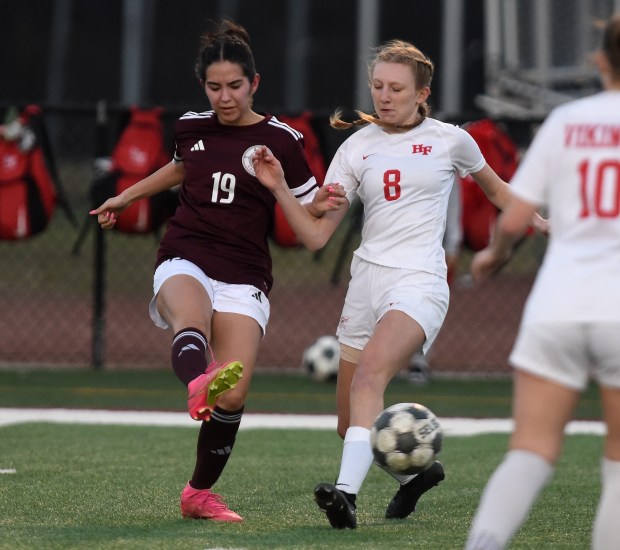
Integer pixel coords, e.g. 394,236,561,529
511,90,620,323
325,118,485,277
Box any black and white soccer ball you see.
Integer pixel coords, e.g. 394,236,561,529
371,402,442,475
302,335,340,382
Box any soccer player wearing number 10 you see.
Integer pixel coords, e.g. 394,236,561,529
252,39,547,529
466,14,620,550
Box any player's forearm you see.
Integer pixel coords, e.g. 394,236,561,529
485,179,513,211
271,187,336,251
120,161,184,204
491,198,537,257
471,164,513,211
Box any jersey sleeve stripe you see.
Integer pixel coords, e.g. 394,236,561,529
290,176,318,198
268,117,303,140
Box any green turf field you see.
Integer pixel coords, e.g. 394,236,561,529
0,422,602,550
0,369,605,549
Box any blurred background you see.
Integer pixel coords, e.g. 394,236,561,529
0,0,617,376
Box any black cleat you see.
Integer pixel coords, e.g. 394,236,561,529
314,482,357,529
385,461,445,519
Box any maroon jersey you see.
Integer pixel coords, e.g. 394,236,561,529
156,111,317,294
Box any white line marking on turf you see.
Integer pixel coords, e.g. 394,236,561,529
0,468,17,474
0,408,606,435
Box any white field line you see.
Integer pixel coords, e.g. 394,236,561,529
0,408,606,436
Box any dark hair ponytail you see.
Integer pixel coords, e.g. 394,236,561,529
195,19,256,85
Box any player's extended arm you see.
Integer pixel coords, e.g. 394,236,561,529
470,164,548,235
252,146,348,251
471,194,538,281
90,161,185,229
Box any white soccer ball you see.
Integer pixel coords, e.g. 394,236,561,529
371,402,442,475
302,335,340,382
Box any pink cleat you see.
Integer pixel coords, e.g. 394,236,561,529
187,360,243,421
180,483,243,522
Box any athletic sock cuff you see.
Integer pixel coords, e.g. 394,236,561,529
344,426,371,443
211,406,244,423
172,327,207,349
507,449,554,481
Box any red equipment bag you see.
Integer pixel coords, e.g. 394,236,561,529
92,106,177,234
459,119,519,251
0,106,58,240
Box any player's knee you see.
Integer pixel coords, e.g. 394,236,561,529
351,366,388,396
217,388,247,411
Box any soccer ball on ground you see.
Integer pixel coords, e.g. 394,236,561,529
371,402,442,475
302,335,340,382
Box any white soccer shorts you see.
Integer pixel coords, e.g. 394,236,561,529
149,257,270,335
510,322,620,390
336,256,449,355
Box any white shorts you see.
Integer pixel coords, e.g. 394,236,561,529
510,322,620,390
336,256,449,355
149,258,270,335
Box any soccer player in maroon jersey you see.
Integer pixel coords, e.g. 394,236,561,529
91,19,337,522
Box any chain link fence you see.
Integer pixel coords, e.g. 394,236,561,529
0,105,546,376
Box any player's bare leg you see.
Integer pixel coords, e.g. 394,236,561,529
157,275,244,420
466,371,579,548
359,312,445,519
509,370,579,462
181,312,262,522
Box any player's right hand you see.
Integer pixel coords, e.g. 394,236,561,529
252,145,286,192
89,196,129,229
470,247,511,283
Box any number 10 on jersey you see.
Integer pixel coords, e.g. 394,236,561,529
578,159,620,219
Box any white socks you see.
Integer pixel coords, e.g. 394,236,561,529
593,458,620,550
466,451,620,549
335,426,374,495
465,449,554,550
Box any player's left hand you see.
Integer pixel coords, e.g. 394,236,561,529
307,184,346,217
252,146,285,192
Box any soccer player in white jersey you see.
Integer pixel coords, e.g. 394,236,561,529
252,39,546,529
465,14,620,550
